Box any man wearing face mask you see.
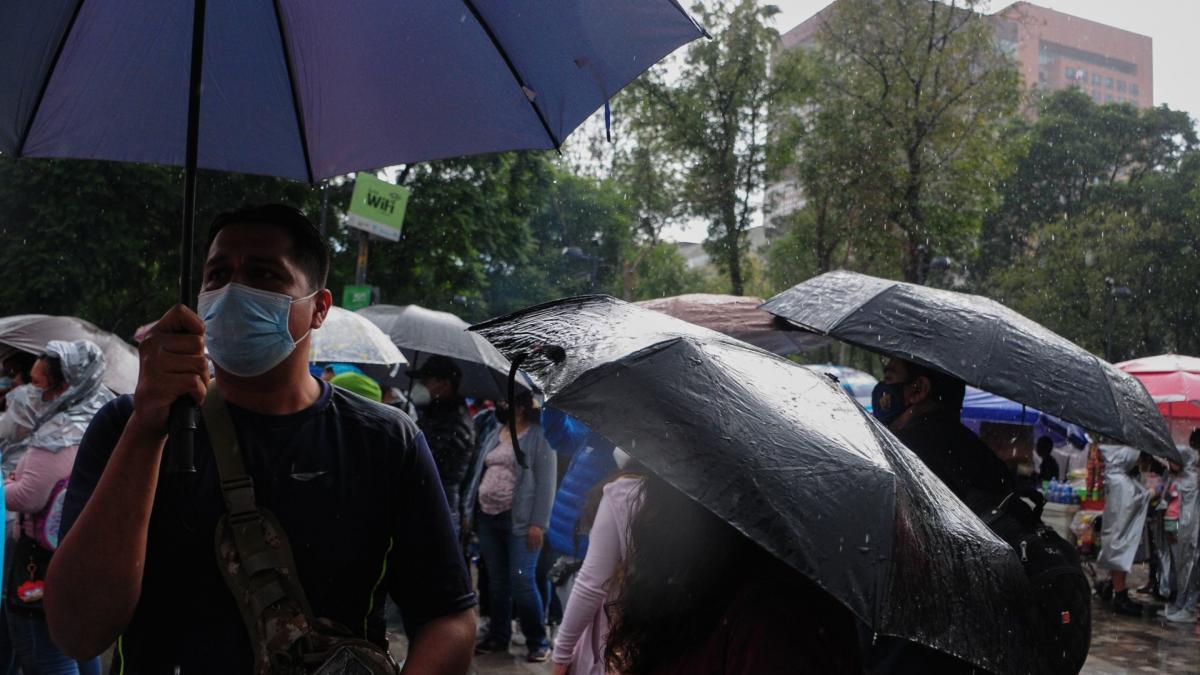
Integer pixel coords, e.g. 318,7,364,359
45,205,476,674
871,358,1013,514
411,356,475,537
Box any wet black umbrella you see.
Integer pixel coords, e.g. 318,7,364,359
471,295,1038,675
762,271,1179,464
357,304,533,401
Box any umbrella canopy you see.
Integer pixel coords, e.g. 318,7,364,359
308,306,405,367
358,304,529,401
636,293,824,355
0,1,703,180
762,271,1179,464
961,387,1088,449
471,295,1037,675
0,314,138,394
802,363,877,409
1117,354,1200,420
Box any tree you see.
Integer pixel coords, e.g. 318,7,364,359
624,0,804,295
342,152,552,319
783,0,1020,283
980,89,1197,274
0,157,321,338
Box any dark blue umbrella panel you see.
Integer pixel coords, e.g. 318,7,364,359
0,0,703,180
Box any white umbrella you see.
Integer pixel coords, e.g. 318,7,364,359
0,314,139,394
309,306,405,367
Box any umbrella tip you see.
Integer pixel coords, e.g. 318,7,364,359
537,344,567,364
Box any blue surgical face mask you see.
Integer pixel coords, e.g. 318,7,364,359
871,381,910,426
197,283,318,378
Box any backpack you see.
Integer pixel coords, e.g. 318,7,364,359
984,491,1091,675
32,478,69,551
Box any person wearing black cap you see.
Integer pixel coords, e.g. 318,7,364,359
413,355,476,535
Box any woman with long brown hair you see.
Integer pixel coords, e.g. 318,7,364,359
604,474,863,675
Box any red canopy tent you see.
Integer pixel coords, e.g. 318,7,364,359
1117,354,1200,419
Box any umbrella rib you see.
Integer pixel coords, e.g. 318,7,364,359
459,0,561,151
16,0,89,156
271,0,315,184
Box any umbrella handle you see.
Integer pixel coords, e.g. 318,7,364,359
506,344,565,470
508,354,530,469
164,398,198,474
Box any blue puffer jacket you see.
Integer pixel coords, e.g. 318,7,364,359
542,407,616,558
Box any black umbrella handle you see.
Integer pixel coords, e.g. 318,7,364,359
164,399,198,474
506,345,565,470
507,354,530,469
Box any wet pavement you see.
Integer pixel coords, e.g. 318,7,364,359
387,567,1197,675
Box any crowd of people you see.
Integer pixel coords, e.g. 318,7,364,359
1095,430,1200,625
0,202,1181,675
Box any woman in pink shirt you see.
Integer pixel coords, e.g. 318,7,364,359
553,449,642,675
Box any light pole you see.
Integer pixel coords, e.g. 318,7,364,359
1103,277,1132,362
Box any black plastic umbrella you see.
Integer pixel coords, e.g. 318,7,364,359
357,304,532,401
762,271,1179,464
471,295,1038,675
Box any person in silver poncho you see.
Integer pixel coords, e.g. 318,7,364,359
1161,430,1200,622
4,339,110,675
1097,444,1152,616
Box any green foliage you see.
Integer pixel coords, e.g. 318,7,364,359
988,94,1200,360
622,0,803,295
772,0,1021,283
980,89,1197,275
0,156,320,338
626,242,708,301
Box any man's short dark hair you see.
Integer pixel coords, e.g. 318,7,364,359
905,361,967,412
206,204,329,292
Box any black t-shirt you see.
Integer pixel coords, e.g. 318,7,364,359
894,410,1015,514
60,380,476,674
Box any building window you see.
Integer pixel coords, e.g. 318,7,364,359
1131,83,1139,96
1117,80,1127,93
1105,94,1113,103
1092,73,1101,85
1105,77,1113,89
1093,89,1101,101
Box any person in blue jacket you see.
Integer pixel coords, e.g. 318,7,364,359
541,407,616,572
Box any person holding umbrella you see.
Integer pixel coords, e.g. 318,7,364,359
45,205,476,673
871,358,1014,514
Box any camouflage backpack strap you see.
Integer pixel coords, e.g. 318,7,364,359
203,383,321,674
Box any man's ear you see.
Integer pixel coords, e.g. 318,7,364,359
310,289,333,330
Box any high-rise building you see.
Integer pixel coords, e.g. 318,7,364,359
993,2,1152,109
767,1,1153,224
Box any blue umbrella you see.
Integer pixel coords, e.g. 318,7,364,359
0,0,704,470
961,387,1088,448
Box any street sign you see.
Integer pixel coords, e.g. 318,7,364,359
342,284,373,312
346,173,409,242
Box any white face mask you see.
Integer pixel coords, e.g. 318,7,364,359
197,283,318,378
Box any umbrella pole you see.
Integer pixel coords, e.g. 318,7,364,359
164,0,208,475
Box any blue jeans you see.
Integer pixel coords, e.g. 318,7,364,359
475,510,548,650
7,610,100,675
